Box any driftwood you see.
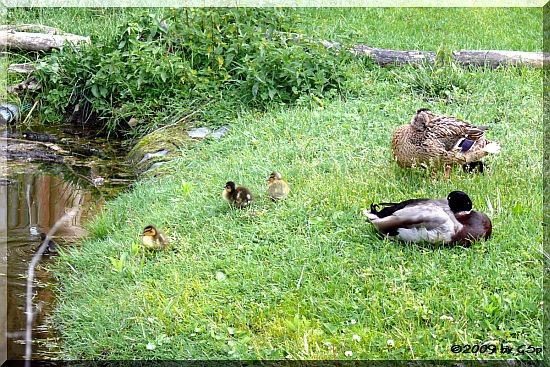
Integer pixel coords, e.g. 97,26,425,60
7,76,40,94
1,141,66,163
321,40,547,69
8,62,35,74
5,131,106,158
0,29,90,51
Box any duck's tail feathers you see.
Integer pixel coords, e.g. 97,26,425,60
364,201,400,220
368,202,396,214
369,203,380,214
483,142,501,154
362,209,379,221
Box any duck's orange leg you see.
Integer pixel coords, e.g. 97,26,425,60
444,164,452,180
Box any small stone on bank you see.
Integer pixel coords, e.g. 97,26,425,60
211,125,230,139
187,127,211,139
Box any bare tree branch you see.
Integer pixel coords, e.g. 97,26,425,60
24,205,80,364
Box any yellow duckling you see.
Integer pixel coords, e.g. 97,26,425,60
222,181,252,208
141,225,169,250
267,171,290,201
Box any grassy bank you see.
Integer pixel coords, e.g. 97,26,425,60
8,7,542,360
54,66,542,359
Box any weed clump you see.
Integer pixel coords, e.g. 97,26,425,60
33,8,358,137
391,47,474,103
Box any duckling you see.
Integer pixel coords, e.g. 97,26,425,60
392,108,500,178
362,190,492,246
141,225,169,250
39,232,58,255
267,171,290,201
222,181,252,208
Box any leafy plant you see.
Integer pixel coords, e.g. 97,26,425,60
109,252,128,273
32,8,358,137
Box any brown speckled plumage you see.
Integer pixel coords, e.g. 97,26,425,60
223,181,253,208
391,109,500,168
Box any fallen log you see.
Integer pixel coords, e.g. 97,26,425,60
1,141,65,163
451,50,546,68
8,62,35,74
0,30,90,51
323,40,547,69
6,131,107,158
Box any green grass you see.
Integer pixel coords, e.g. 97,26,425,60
6,7,542,52
294,8,542,52
7,6,542,360
53,63,543,359
5,8,165,42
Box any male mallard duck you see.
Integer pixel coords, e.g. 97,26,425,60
222,181,252,208
267,171,290,201
141,225,169,250
362,190,492,246
391,108,500,178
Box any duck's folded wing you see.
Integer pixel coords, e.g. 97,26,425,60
427,116,487,141
236,190,251,202
421,138,457,161
373,204,463,243
368,204,450,233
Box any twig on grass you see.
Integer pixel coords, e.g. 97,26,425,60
296,265,306,289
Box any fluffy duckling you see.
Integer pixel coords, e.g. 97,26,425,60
141,225,169,250
222,181,252,208
392,108,500,178
267,171,290,201
362,190,492,246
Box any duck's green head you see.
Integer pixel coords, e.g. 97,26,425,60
447,191,472,213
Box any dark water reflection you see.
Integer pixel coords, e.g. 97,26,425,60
3,172,102,360
0,121,134,360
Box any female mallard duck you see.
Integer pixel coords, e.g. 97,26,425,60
391,108,500,178
222,181,252,208
362,190,492,246
141,225,169,250
267,171,290,201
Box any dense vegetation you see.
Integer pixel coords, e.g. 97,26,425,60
5,7,542,138
9,8,360,137
5,7,544,360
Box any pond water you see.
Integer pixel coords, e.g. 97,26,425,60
1,124,134,360
3,172,97,360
